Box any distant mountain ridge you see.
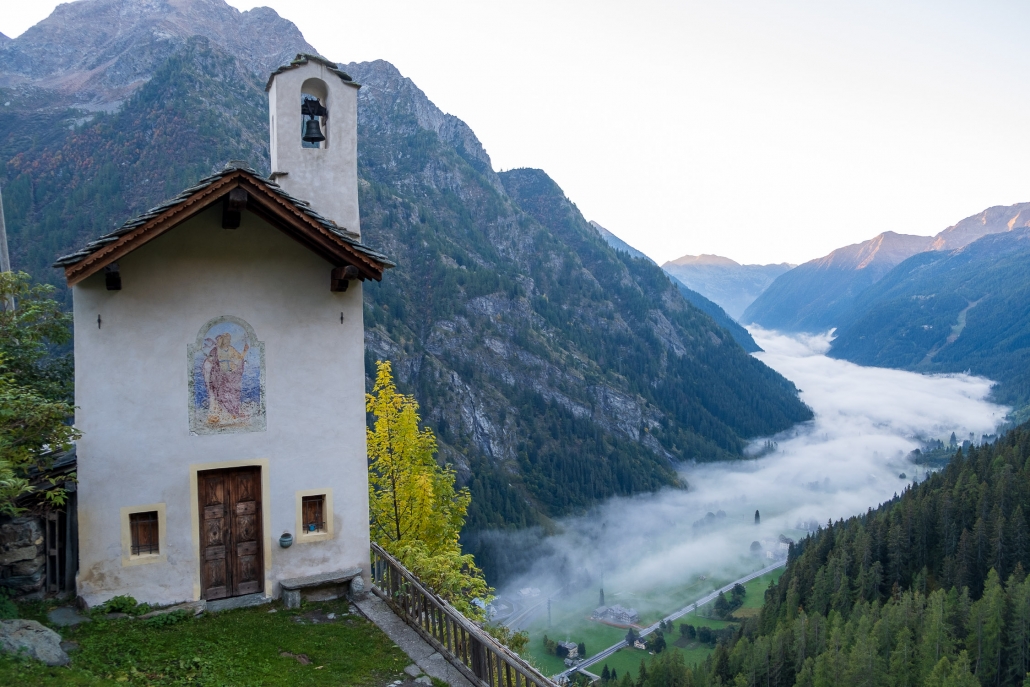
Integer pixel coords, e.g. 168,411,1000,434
0,0,813,540
662,254,792,320
743,203,1030,331
828,226,1030,407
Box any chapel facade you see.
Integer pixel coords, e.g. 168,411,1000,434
55,55,391,607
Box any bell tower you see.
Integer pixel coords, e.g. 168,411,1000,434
267,55,361,236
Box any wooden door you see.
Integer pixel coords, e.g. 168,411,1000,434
198,467,263,600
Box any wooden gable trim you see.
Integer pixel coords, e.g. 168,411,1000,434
65,174,238,286
236,178,382,281
64,171,385,287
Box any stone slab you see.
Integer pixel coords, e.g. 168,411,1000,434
47,607,91,627
353,595,475,687
279,567,362,590
206,593,270,613
138,600,206,619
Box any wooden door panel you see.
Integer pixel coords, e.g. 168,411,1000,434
229,467,263,597
198,472,230,601
198,467,263,600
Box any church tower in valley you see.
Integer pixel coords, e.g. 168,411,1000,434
56,55,391,608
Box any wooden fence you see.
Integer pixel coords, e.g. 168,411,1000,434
369,543,559,687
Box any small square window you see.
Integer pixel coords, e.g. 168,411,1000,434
301,495,326,534
130,511,159,556
300,496,325,535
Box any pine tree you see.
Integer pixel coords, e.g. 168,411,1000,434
1007,567,1030,685
967,568,1006,686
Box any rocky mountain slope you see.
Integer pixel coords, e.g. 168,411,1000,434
590,220,648,260
0,0,812,538
589,223,759,351
828,227,1030,408
0,0,312,111
662,254,793,320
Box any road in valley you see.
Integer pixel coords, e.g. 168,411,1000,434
556,559,787,680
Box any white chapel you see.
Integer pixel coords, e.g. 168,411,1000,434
54,55,392,607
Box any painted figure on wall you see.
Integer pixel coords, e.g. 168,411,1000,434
189,317,265,434
204,333,249,422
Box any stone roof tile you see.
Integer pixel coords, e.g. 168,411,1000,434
53,163,393,270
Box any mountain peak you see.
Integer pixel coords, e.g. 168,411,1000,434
812,231,935,272
930,201,1030,251
0,0,315,108
664,253,741,268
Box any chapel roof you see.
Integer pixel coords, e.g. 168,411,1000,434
265,53,359,91
54,163,393,286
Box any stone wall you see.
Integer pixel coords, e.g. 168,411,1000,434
0,516,45,597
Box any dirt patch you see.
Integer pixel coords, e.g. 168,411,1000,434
731,607,760,619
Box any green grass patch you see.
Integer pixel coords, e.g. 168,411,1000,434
0,598,414,686
520,567,785,678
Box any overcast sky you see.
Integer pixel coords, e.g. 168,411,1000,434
5,1,1030,265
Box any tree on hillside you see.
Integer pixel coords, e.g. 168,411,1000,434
714,590,730,618
0,272,73,402
0,359,78,514
0,272,78,514
367,360,489,618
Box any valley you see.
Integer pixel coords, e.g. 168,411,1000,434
478,328,1007,679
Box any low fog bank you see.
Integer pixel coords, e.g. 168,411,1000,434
469,329,1008,619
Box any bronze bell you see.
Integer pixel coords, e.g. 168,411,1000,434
302,117,325,143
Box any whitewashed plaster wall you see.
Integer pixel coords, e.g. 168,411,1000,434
73,206,370,606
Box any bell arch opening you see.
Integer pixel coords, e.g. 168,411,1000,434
301,78,329,149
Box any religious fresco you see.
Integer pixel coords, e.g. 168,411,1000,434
188,317,266,435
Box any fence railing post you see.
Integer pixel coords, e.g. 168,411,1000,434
367,542,558,687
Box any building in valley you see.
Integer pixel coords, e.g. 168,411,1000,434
54,54,392,607
591,603,640,625
593,605,638,626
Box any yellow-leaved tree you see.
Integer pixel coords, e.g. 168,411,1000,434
366,360,491,619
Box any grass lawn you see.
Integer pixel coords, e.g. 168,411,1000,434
0,598,439,686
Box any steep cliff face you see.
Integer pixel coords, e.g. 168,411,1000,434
1,0,812,534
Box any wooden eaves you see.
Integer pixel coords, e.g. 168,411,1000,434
56,166,393,288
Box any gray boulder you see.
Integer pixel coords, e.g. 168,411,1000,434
0,619,70,666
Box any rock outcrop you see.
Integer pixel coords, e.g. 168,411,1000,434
0,619,69,666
